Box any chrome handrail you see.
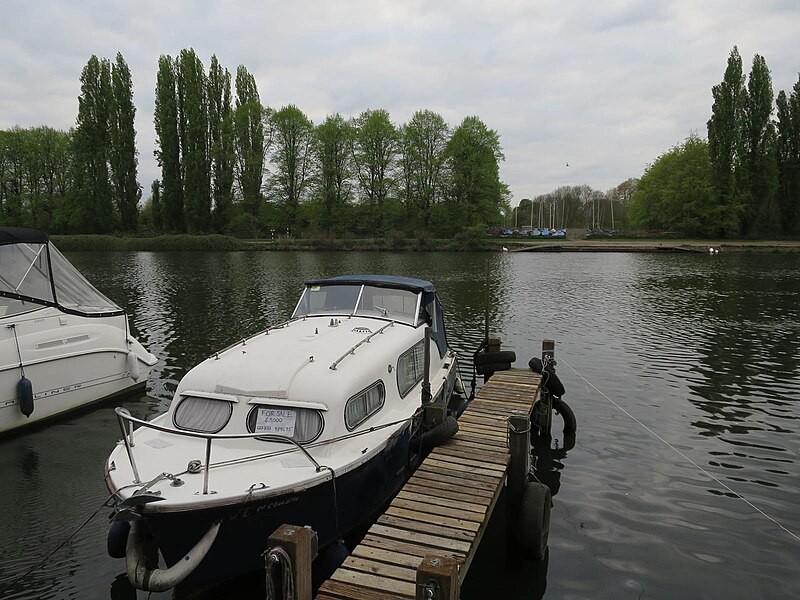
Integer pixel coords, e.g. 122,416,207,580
329,320,395,370
114,407,323,495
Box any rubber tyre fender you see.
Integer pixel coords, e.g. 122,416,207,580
475,362,512,375
553,397,577,435
411,416,459,452
517,482,552,561
474,350,517,366
528,357,566,397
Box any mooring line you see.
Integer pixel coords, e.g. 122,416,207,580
0,494,115,595
559,356,800,544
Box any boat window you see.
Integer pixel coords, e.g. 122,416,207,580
48,244,121,314
397,339,425,398
293,284,361,317
173,396,233,434
345,381,385,430
0,242,54,303
355,286,419,325
246,406,324,444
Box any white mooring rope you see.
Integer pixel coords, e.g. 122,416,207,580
559,356,800,544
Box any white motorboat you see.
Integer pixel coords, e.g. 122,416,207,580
105,275,474,593
0,227,157,434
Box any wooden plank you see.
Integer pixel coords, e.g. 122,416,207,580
417,463,501,486
405,474,495,499
423,457,506,478
402,483,494,506
342,556,417,582
425,453,507,474
359,534,466,561
434,443,509,464
442,436,509,455
449,423,508,441
396,490,488,514
317,579,412,600
390,497,486,521
378,513,476,542
331,569,415,598
368,524,473,553
450,431,508,449
350,545,427,570
384,506,481,532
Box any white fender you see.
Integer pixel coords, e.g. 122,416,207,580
126,350,141,381
127,520,220,591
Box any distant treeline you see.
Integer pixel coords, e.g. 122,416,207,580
0,50,509,238
629,47,800,238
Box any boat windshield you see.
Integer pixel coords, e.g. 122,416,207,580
293,284,420,326
0,241,122,316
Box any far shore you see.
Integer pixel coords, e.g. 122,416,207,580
49,233,800,253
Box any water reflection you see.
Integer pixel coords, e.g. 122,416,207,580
2,250,798,600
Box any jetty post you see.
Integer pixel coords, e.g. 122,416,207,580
416,554,460,599
266,524,318,600
536,339,556,434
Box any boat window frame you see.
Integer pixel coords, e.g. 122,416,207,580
292,283,422,326
344,380,386,431
172,395,234,434
396,339,426,398
245,404,325,444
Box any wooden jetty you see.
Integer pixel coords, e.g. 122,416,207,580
314,367,542,600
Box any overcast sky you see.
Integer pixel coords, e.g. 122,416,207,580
2,1,799,205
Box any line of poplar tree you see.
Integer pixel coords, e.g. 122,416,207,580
630,47,800,237
149,49,509,238
0,53,140,233
0,50,510,238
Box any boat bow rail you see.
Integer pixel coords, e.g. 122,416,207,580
113,407,324,496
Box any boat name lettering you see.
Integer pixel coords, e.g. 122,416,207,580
227,495,299,521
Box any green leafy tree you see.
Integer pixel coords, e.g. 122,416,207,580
269,104,314,233
233,65,265,217
110,52,140,232
154,55,184,232
177,49,211,232
776,75,800,234
399,110,450,229
314,114,354,233
444,116,508,233
351,109,398,232
72,55,114,233
0,126,72,229
208,55,235,232
629,134,730,236
707,46,746,234
742,54,779,235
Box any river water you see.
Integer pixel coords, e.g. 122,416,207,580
0,250,798,599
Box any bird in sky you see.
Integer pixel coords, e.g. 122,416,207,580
565,162,569,167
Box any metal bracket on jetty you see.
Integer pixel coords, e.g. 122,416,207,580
262,339,570,600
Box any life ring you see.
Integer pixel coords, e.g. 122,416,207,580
514,481,552,561
553,397,576,435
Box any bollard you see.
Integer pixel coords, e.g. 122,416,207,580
507,414,530,516
266,525,318,600
537,340,556,435
416,554,459,600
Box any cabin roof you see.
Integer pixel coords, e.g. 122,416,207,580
0,227,48,246
304,274,436,294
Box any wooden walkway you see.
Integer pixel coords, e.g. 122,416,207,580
315,368,541,600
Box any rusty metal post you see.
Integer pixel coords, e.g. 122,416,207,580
416,554,459,600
